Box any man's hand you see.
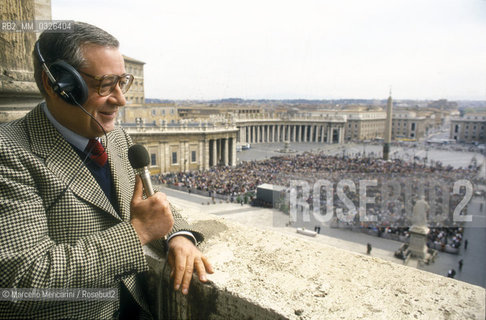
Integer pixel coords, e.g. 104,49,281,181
168,236,214,295
130,176,174,245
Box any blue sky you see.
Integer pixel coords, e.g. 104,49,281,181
52,0,486,101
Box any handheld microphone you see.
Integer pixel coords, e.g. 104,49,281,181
128,144,154,197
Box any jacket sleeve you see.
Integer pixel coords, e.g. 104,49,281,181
0,137,148,312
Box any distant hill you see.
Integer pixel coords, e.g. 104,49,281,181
145,97,486,107
145,98,175,104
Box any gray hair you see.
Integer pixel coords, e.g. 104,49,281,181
33,21,119,96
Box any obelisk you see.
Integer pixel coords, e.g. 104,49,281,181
383,93,393,160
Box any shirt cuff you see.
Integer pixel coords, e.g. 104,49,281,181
167,231,197,245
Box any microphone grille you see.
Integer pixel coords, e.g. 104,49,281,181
128,144,150,169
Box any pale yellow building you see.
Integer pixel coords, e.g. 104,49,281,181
343,110,386,141
392,111,428,140
450,112,486,144
121,104,179,125
178,105,261,119
125,123,238,174
123,55,145,106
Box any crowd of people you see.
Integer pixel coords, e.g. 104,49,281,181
153,151,482,252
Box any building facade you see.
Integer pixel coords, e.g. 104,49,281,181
124,122,238,174
122,55,145,106
343,110,386,141
121,104,179,125
391,111,428,140
450,113,486,144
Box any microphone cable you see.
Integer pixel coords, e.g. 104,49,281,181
44,93,110,212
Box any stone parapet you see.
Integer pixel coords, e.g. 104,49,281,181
143,208,485,319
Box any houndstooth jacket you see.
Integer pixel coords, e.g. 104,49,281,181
0,104,202,319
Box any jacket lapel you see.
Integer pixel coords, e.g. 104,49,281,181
104,133,132,222
26,105,120,220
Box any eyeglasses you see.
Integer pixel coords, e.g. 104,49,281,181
79,70,134,96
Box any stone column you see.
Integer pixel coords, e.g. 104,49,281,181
239,127,244,143
203,139,209,170
179,141,186,172
224,138,229,166
165,143,171,172
212,139,218,167
160,142,166,173
0,0,49,123
304,126,308,142
230,137,236,166
198,140,204,171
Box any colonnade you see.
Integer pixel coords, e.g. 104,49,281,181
131,129,238,174
238,123,344,144
208,137,235,167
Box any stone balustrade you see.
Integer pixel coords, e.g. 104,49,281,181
142,208,485,320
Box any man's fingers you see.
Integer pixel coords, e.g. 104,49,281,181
168,237,214,295
194,257,209,282
201,255,214,275
168,254,175,279
132,176,143,201
181,256,194,295
173,250,186,291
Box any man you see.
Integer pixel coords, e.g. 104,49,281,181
0,22,212,319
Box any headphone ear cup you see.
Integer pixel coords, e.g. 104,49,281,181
49,61,89,106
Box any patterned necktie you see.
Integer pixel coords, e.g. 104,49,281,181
86,139,108,167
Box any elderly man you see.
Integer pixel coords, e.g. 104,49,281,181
0,22,212,319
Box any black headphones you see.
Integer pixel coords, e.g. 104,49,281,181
34,40,89,106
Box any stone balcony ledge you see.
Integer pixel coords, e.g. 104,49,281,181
143,201,485,320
